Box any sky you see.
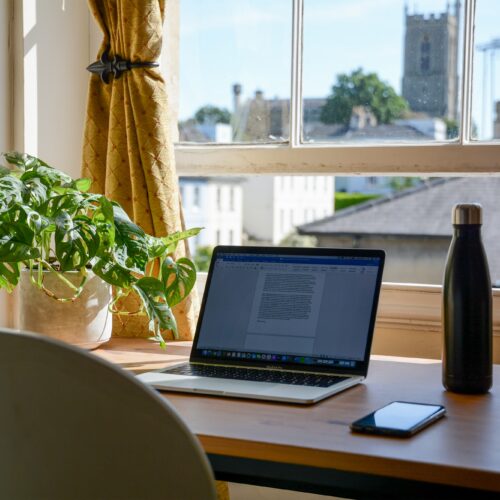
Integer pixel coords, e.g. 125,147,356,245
177,0,500,139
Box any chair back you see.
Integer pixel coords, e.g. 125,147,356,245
0,328,217,500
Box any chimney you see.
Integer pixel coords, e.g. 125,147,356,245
232,83,242,112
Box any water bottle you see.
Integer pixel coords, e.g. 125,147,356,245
442,203,492,394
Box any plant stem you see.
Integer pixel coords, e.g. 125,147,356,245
39,259,80,291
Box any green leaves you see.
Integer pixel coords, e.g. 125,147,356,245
161,257,197,308
112,206,149,273
160,227,202,255
0,262,20,292
0,222,38,262
92,257,135,288
133,277,177,343
93,196,115,252
72,178,92,192
0,176,25,211
54,213,100,271
2,151,47,170
0,151,199,343
320,68,408,126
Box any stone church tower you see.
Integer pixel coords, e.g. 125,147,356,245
402,2,460,120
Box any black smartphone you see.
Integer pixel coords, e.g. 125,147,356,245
350,401,446,437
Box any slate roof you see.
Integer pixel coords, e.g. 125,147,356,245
299,177,500,279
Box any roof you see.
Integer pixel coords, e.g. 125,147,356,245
337,123,427,141
299,177,500,277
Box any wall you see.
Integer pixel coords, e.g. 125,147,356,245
14,0,90,178
0,0,10,153
0,0,11,327
316,234,450,284
242,176,275,241
273,176,334,243
243,176,334,245
180,178,244,252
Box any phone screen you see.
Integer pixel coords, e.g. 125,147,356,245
351,401,445,436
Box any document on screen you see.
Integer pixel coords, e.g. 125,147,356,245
247,270,325,339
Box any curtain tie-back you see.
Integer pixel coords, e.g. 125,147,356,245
86,46,159,84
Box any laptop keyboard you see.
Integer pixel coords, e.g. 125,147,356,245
166,364,348,388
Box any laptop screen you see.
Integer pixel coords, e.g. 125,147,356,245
191,246,384,374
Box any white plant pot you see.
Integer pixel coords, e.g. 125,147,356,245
18,269,112,350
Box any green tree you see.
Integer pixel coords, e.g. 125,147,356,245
321,69,408,126
388,177,422,192
335,192,380,211
194,105,231,125
444,118,458,140
194,245,214,272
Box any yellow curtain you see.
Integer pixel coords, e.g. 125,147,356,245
82,0,197,340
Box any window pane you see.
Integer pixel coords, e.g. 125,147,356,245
302,0,463,144
471,0,500,141
180,175,334,270
182,174,499,288
308,175,498,287
178,0,292,144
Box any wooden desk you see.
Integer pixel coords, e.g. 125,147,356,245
95,338,500,499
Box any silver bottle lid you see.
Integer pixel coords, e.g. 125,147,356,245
452,203,482,225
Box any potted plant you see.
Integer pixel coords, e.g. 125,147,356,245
0,152,199,349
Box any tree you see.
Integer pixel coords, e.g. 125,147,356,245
194,105,231,125
194,245,214,272
444,118,458,139
388,177,422,192
320,69,408,126
335,192,380,211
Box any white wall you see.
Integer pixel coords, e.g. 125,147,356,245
0,0,11,327
242,176,275,241
15,0,91,178
243,176,334,244
180,179,243,252
0,0,10,153
273,176,334,243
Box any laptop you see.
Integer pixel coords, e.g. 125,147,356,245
138,246,385,404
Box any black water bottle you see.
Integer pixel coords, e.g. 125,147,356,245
443,203,492,394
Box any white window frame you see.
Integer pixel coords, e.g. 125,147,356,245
175,0,500,175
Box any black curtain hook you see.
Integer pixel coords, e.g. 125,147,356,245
86,45,159,84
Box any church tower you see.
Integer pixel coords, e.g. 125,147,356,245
402,2,460,120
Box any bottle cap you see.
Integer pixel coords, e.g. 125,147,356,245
452,203,482,225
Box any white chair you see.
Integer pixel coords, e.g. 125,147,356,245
0,328,217,500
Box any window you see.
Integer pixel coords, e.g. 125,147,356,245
175,0,500,175
175,0,500,289
193,186,200,208
420,36,431,72
6,0,500,350
216,187,222,210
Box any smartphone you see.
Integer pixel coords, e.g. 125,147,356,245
350,401,446,437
